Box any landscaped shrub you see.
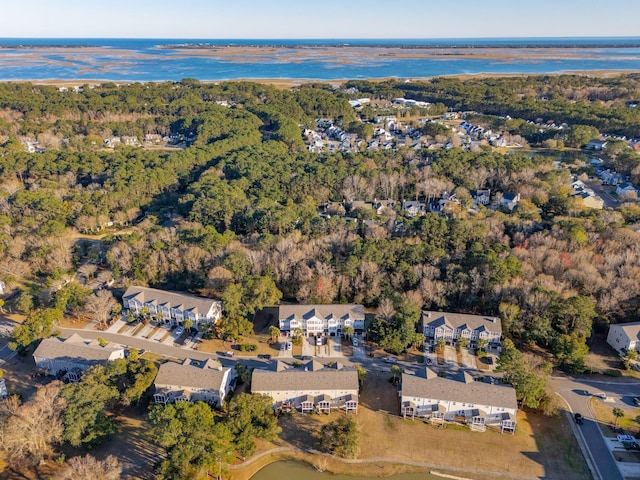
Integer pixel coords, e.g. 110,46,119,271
238,344,257,352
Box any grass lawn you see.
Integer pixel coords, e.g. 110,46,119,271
233,370,590,480
476,355,490,371
590,397,640,436
58,315,92,329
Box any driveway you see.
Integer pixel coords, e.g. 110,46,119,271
459,348,477,369
586,181,619,208
443,346,457,366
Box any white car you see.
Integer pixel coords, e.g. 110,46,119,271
384,357,397,364
286,342,293,350
174,326,184,336
353,339,359,347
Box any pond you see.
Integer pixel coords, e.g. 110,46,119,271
250,460,443,480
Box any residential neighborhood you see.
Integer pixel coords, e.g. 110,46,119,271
399,367,517,433
32,333,126,381
122,286,223,328
153,357,236,407
251,359,359,414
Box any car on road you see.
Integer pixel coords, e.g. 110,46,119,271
286,341,293,350
593,392,606,400
352,338,358,347
574,413,584,424
384,357,397,364
258,354,271,359
222,351,234,357
174,326,184,336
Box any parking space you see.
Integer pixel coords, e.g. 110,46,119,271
278,339,293,358
443,345,457,365
351,340,366,360
301,337,314,357
460,348,477,369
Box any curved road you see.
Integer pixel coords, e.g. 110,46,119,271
49,327,640,480
551,374,640,480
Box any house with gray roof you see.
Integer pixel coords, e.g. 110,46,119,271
251,360,359,414
607,322,640,355
401,200,426,217
122,286,222,328
33,333,125,381
400,368,517,429
422,311,502,348
278,304,365,336
153,358,235,407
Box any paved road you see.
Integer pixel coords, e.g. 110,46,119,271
34,322,640,480
551,375,640,480
586,181,619,208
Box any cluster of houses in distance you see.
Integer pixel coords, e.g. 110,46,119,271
29,285,518,433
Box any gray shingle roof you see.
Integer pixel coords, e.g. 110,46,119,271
123,286,221,316
422,311,501,334
279,304,364,322
252,360,359,393
154,358,231,390
401,368,517,410
611,321,640,341
33,334,124,363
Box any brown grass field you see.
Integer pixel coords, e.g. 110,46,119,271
231,370,590,480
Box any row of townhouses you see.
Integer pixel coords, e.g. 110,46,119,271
122,286,223,328
32,332,516,431
31,290,515,432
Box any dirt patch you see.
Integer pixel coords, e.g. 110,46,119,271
58,316,91,329
360,370,399,414
145,325,161,339
1,353,44,399
118,322,132,334
585,333,627,374
130,323,147,337
88,410,162,480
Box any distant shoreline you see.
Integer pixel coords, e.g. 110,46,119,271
2,40,639,82
158,42,640,50
9,70,637,88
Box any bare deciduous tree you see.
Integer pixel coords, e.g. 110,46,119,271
62,454,122,480
84,289,117,327
0,383,65,466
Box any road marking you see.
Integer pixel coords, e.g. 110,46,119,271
555,392,602,480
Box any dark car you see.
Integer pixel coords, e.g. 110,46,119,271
574,413,584,425
258,354,272,359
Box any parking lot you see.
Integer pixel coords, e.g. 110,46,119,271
105,317,201,350
300,335,344,358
